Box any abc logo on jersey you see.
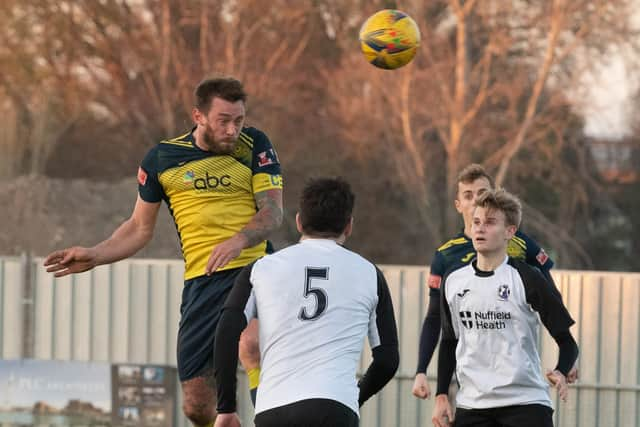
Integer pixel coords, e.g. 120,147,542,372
184,171,231,190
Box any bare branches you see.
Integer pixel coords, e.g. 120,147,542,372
494,0,564,185
1,0,637,267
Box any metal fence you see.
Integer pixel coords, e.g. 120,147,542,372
1,255,639,426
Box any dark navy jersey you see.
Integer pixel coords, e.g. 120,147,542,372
427,230,553,289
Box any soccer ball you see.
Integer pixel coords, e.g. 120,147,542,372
359,9,421,70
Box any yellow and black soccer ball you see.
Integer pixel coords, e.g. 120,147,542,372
359,9,421,70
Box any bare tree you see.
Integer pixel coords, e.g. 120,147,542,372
321,0,639,266
0,1,88,178
1,0,638,267
0,0,324,175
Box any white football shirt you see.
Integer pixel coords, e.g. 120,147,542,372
441,256,574,409
243,238,393,415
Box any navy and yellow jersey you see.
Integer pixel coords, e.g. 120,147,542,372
137,127,283,280
427,230,553,289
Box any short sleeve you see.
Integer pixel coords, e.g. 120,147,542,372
428,251,446,289
251,130,283,193
518,231,554,272
138,146,163,203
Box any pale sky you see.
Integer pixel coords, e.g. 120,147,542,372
576,54,638,140
572,4,640,140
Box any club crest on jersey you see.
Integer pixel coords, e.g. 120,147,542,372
536,249,549,265
257,149,278,167
137,167,148,186
183,171,195,183
497,284,510,301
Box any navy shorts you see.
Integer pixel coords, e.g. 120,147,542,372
177,268,242,382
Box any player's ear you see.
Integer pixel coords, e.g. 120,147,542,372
295,213,304,234
454,196,462,213
192,107,205,125
505,224,517,240
343,217,354,238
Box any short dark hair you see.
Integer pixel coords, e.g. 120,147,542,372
457,163,495,188
299,177,355,237
475,188,522,227
194,77,247,112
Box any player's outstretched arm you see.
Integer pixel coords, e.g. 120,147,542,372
206,188,283,274
44,196,161,277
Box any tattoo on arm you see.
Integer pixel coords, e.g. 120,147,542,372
239,189,283,248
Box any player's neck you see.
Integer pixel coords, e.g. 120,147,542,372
463,224,472,238
192,128,209,151
300,234,346,245
476,250,507,272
